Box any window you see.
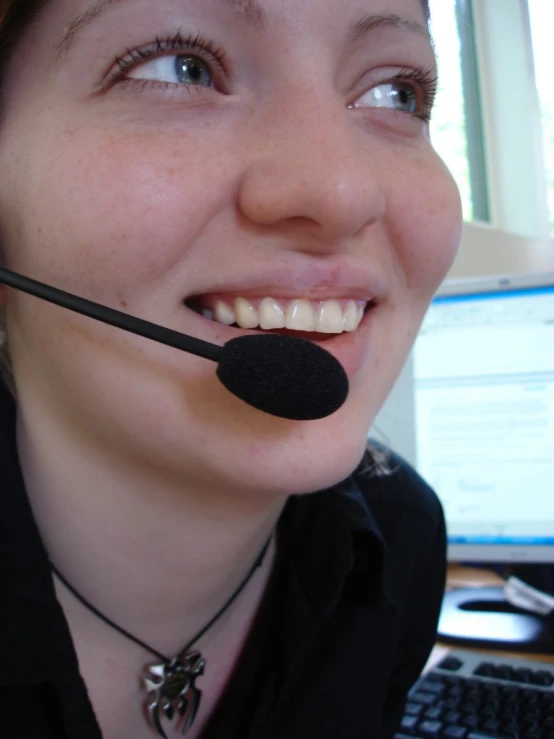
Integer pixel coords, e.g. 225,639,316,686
428,0,552,241
428,0,472,220
429,0,488,223
528,0,554,237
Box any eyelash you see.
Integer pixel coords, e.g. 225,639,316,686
108,30,227,87
393,67,438,122
108,32,438,121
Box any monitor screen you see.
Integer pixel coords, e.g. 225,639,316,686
412,273,554,563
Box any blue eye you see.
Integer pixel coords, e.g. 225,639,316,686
355,81,418,114
128,54,215,87
176,55,213,86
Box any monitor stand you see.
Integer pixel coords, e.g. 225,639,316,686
437,586,554,655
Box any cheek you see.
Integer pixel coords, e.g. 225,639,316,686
4,125,232,296
385,150,463,299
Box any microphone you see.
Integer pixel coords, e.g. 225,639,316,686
0,268,349,420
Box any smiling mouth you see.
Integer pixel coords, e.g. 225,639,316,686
185,295,376,339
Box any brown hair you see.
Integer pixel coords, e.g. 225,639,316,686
0,1,48,86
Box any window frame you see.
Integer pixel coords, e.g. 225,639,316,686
470,0,550,240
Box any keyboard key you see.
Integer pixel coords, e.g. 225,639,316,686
426,672,446,684
421,681,446,694
513,668,533,683
439,657,464,672
445,699,462,711
446,687,464,699
474,663,495,678
467,733,503,739
412,692,438,705
494,665,515,680
405,702,425,716
441,727,467,738
481,684,500,697
444,711,462,724
418,719,443,736
500,685,521,698
425,707,443,720
460,715,480,729
531,670,554,687
400,714,419,732
444,676,465,686
500,709,517,721
480,703,499,717
479,719,499,733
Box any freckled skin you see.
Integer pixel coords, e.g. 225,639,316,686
0,0,461,500
0,9,460,732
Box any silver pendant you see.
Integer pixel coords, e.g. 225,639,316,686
144,651,206,737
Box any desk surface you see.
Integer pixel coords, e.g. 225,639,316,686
426,565,554,671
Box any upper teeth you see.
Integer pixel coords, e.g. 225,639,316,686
206,297,367,333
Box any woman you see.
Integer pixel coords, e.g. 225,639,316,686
0,0,462,736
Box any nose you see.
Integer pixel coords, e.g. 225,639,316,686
237,90,386,246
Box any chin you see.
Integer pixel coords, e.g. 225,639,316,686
197,384,380,499
222,432,370,499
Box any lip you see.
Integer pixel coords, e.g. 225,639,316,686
181,300,378,378
179,260,386,379
183,260,388,304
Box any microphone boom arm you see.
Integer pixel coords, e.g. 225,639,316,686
0,268,221,363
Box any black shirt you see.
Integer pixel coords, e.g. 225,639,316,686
0,380,446,738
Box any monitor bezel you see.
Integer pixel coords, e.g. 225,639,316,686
423,271,554,563
436,271,554,298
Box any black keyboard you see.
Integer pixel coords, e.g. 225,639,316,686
395,649,554,739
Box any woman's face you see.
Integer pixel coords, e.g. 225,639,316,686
0,0,461,496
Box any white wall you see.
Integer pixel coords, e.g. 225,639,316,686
451,222,554,278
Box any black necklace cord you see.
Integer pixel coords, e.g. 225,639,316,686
50,535,272,664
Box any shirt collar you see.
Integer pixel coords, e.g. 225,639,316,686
279,467,393,619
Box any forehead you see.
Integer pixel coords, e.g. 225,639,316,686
50,0,428,42
41,0,429,70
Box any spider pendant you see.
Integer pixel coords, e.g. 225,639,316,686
144,651,206,737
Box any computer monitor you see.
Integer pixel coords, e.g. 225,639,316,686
372,271,554,652
413,271,554,564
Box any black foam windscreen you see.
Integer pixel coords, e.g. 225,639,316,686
217,334,349,420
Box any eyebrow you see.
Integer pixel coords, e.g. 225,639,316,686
347,13,430,44
53,0,267,57
53,2,428,59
